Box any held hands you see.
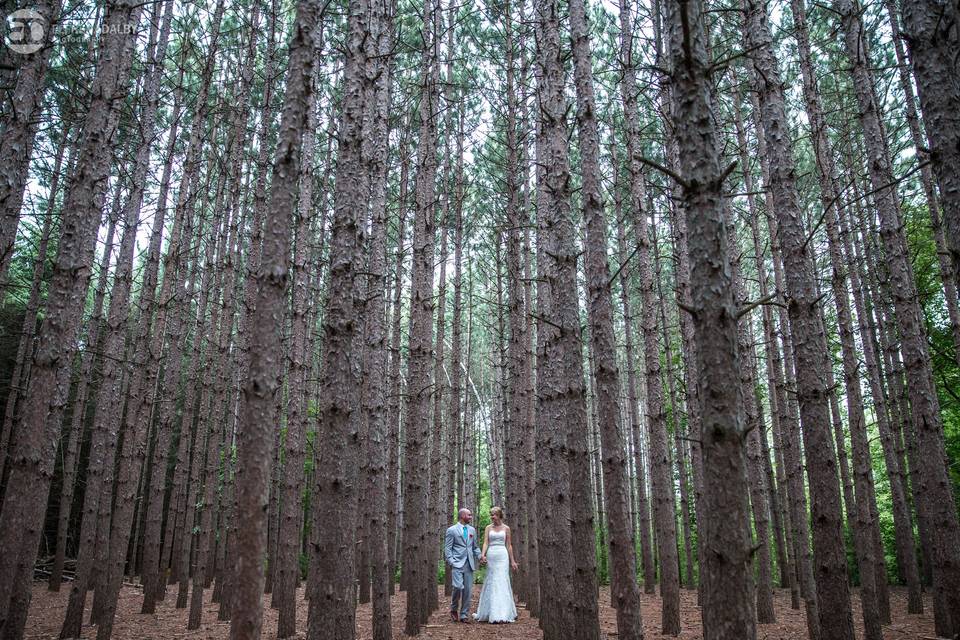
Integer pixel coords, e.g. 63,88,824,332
480,555,487,565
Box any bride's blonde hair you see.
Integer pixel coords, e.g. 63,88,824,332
490,506,505,522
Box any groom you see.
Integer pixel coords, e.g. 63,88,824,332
444,508,483,623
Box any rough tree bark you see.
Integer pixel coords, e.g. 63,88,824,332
628,83,684,640
885,0,960,364
747,1,856,636
612,151,656,595
839,1,960,634
901,0,960,298
229,0,321,635
275,27,319,640
665,0,755,636
401,0,440,628
752,92,825,640
28,137,70,591
568,0,643,635
0,1,143,634
503,0,527,604
386,130,410,596
0,0,61,285
358,5,395,637
731,102,775,625
532,0,599,634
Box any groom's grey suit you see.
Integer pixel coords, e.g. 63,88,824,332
444,522,481,620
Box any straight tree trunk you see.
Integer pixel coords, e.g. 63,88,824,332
359,8,394,638
753,90,823,640
652,229,694,593
532,0,598,633
838,2,960,634
747,202,799,606
136,70,189,613
33,137,71,592
569,0,643,633
619,1,680,628
901,0,960,298
386,135,410,596
0,1,143,634
730,103,775,625
885,0,960,364
401,0,440,629
742,315,776,625
503,0,527,604
229,0,321,635
443,107,466,599
665,1,755,636
275,28,319,640
0,0,61,284
612,159,656,595
629,121,681,640
746,2,856,636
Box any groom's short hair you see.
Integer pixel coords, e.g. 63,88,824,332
458,508,470,519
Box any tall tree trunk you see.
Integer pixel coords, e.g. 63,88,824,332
503,0,527,605
653,226,694,593
386,132,410,596
747,1,856,636
901,0,960,300
276,29,320,640
731,101,775,626
0,0,61,285
442,107,466,600
0,1,143,634
401,0,440,629
532,0,599,634
630,126,681,640
229,0,320,635
569,0,643,634
885,0,960,364
360,7,394,637
742,315,776,625
753,92,823,640
611,153,656,594
34,136,71,592
619,2,680,630
136,74,188,614
838,2,960,634
665,0,755,637
748,198,799,607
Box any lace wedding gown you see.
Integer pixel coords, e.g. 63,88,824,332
474,529,518,623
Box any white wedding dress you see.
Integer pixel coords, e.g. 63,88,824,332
474,529,518,623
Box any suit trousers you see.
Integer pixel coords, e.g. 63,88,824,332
450,563,474,619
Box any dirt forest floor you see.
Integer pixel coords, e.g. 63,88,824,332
24,581,937,639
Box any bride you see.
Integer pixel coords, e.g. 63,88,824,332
473,506,519,623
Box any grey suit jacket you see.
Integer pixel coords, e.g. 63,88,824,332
444,523,481,571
